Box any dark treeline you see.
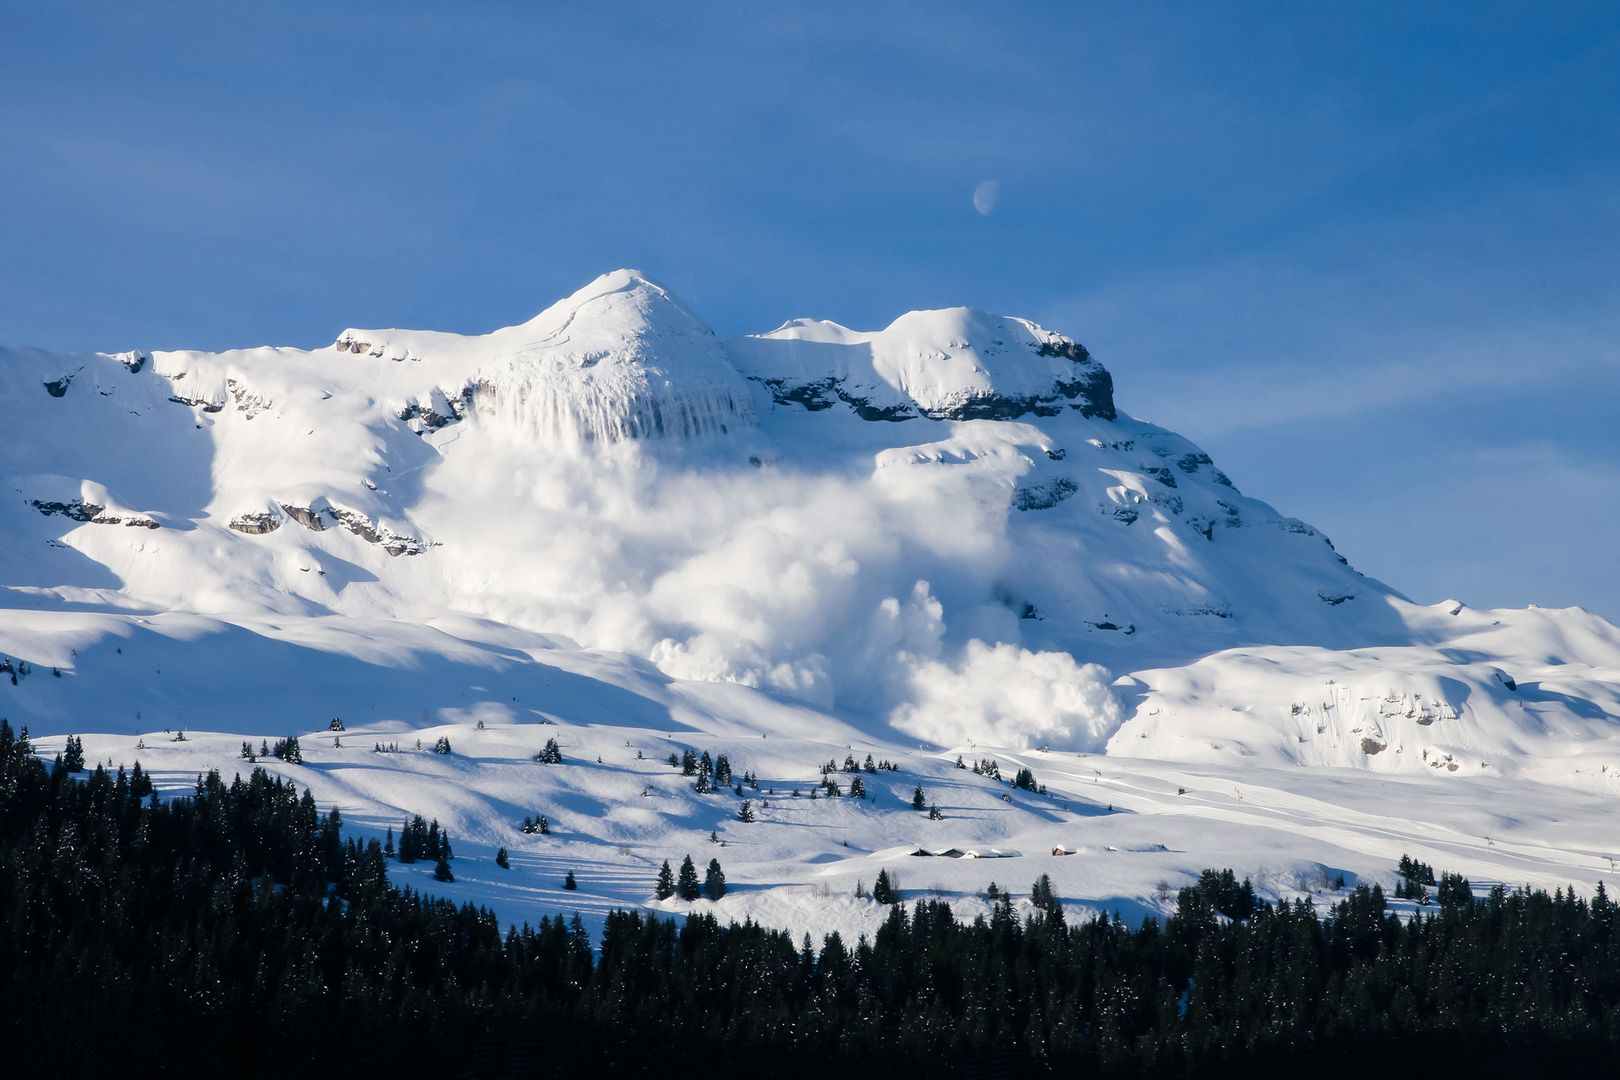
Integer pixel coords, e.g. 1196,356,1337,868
2,720,1619,1077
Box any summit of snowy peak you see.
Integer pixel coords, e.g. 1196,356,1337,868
725,305,1115,422
328,270,754,448
518,269,701,333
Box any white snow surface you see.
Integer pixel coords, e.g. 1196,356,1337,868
4,269,1620,935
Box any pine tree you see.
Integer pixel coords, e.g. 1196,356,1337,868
912,786,926,810
1437,872,1472,908
681,749,697,776
535,737,563,765
432,736,452,755
1031,873,1063,920
849,775,865,799
384,827,395,858
433,855,454,882
62,735,85,773
495,847,509,869
714,754,732,786
737,800,755,823
872,868,896,905
928,803,942,820
538,814,550,835
563,870,577,890
655,860,675,900
677,855,701,901
703,858,727,900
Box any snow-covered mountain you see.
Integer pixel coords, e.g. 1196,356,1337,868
4,268,1619,784
7,268,1620,938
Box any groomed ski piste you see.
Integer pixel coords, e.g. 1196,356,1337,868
5,269,1620,940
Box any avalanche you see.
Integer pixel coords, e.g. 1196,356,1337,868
3,268,1619,936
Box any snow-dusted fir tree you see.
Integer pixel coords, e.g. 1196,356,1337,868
703,858,726,900
677,855,701,901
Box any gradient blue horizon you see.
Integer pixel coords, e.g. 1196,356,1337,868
3,2,1618,620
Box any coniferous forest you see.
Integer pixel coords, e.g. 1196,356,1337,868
3,720,1620,1077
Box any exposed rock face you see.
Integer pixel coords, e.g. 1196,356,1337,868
278,504,328,531
31,499,101,522
274,502,425,555
398,386,470,433
1142,466,1176,488
229,512,283,535
168,392,224,412
726,308,1116,424
43,376,72,397
1013,477,1080,511
226,378,272,418
30,499,157,528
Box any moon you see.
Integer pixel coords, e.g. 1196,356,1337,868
972,180,1000,216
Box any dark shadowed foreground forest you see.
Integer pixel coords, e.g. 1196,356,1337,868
2,719,1617,1078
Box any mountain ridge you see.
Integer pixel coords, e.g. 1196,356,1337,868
2,269,1618,792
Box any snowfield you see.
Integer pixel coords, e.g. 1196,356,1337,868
3,268,1619,934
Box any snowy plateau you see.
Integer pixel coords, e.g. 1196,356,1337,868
4,267,1620,940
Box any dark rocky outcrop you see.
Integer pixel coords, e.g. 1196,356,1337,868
229,512,283,535
278,504,328,531
398,386,471,433
227,379,271,418
755,377,915,421
1142,466,1177,489
1176,452,1213,474
30,499,157,528
752,332,1116,424
275,502,426,556
168,393,224,413
1034,338,1117,421
31,499,101,522
1013,478,1079,512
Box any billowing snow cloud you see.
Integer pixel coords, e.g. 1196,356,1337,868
890,639,1123,751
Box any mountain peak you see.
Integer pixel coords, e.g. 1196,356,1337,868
725,305,1114,422
529,268,680,322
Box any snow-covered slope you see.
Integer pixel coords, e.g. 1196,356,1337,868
4,268,1618,776
4,269,1620,932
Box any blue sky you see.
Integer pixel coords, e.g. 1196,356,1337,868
4,2,1618,619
